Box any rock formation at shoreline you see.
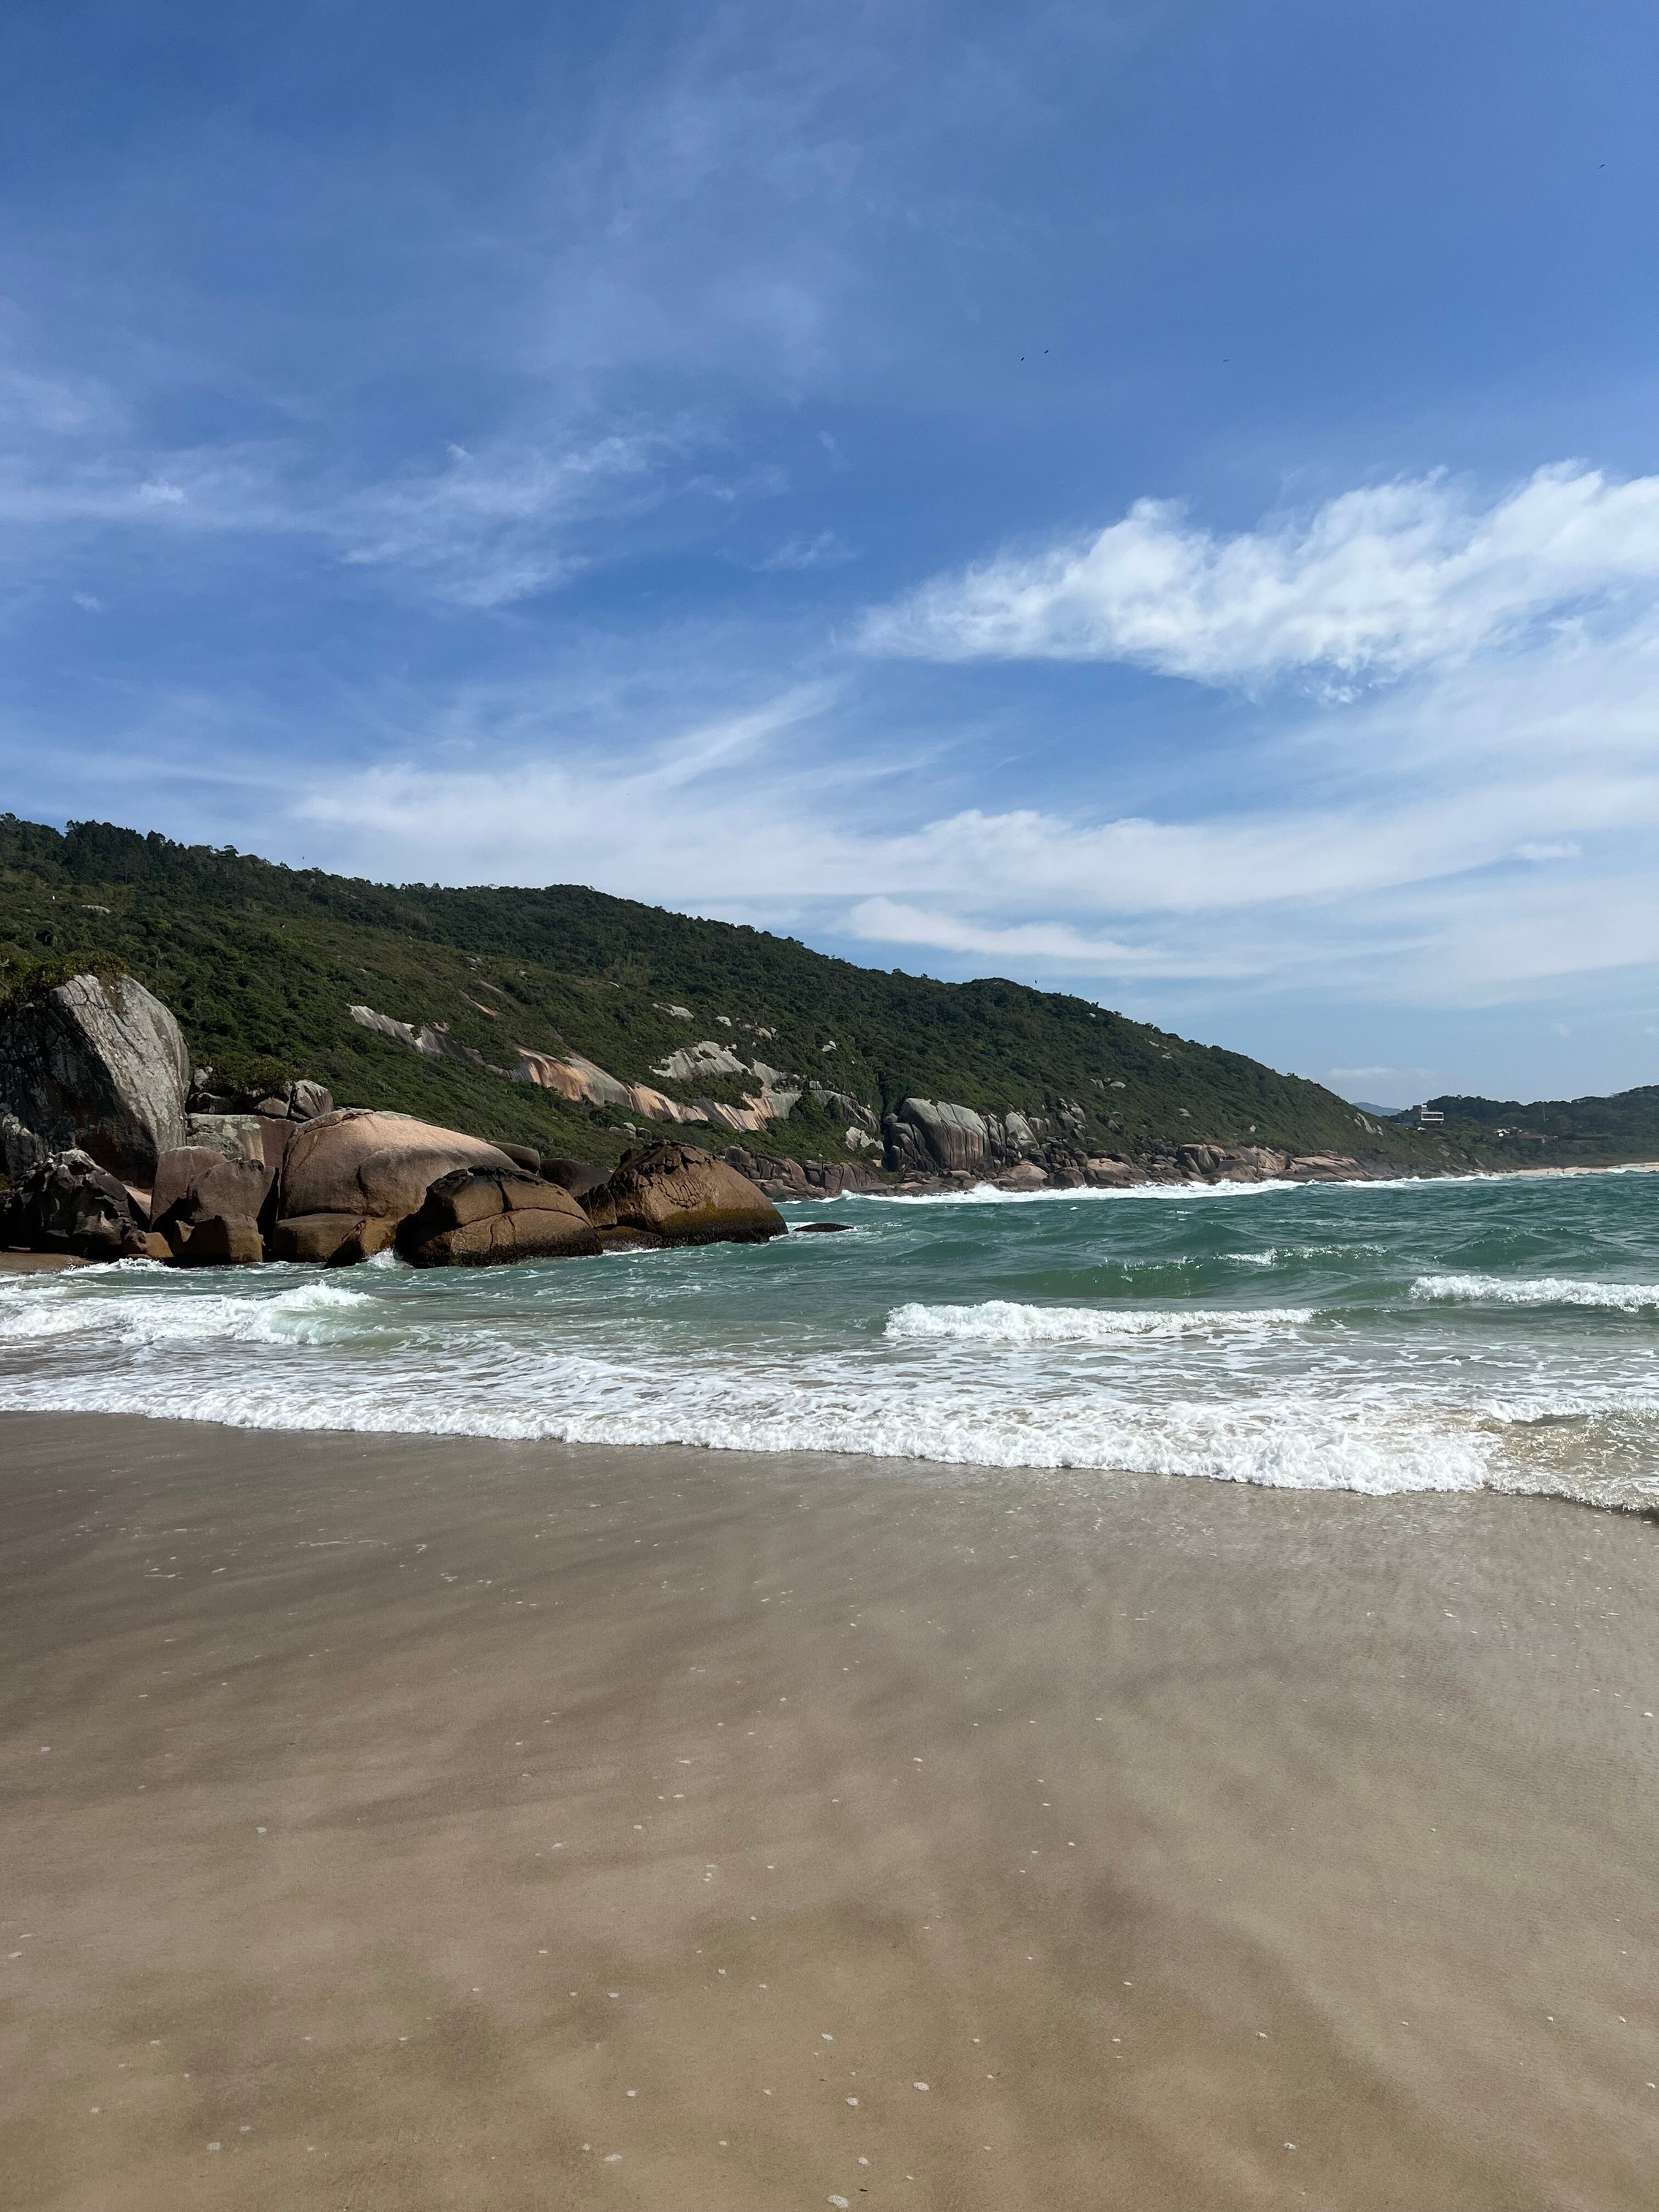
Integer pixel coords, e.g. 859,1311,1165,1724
396,1166,601,1266
582,1142,786,1246
270,1108,522,1264
0,967,1419,1267
150,1144,274,1265
0,1148,155,1260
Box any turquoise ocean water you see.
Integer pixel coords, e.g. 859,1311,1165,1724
6,1170,1659,1510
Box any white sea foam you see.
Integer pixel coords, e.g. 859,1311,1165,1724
886,1300,1315,1344
1412,1274,1659,1312
0,1276,378,1347
3,1170,1658,1512
0,1355,1497,1497
843,1179,1301,1205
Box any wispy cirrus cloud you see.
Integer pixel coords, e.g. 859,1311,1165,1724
335,428,685,607
842,898,1192,974
859,464,1659,688
754,529,855,571
0,366,701,609
244,451,1659,1023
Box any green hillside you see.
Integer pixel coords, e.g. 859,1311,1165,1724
0,813,1453,1173
1426,1088,1659,1168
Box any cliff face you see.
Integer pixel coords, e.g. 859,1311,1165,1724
0,814,1447,1178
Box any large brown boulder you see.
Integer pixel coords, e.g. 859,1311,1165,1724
0,971,189,1181
584,1143,785,1246
253,1115,302,1175
279,1109,516,1222
174,1215,263,1266
396,1168,601,1268
0,1148,153,1259
268,1214,398,1266
150,1146,275,1264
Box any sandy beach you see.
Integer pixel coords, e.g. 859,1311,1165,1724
3,1412,1657,2210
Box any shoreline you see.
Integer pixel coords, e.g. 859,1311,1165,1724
799,1157,1659,1202
4,1412,1658,2209
10,1151,1659,1276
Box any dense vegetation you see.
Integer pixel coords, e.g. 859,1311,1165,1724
0,813,1476,1170
1427,1088,1659,1167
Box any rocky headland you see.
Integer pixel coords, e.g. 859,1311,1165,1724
0,968,1415,1271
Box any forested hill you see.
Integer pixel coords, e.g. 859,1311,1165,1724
1427,1087,1659,1164
1,813,1444,1172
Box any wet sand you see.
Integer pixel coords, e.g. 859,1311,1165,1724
2,1413,1656,2211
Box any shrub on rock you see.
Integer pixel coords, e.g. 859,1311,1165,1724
396,1167,601,1267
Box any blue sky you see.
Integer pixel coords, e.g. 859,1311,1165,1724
3,1,1658,1107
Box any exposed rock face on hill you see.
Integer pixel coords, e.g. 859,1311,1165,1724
652,1039,748,1083
514,1047,709,1128
512,1039,805,1137
349,1002,489,1069
583,1143,785,1246
396,1167,600,1267
0,971,189,1181
0,1149,154,1258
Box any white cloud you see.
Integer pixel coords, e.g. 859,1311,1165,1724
279,565,1659,1009
0,375,693,609
841,898,1205,975
336,429,675,607
27,434,1659,1019
0,445,286,533
860,464,1659,688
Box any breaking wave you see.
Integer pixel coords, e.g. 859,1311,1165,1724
4,1167,1659,1510
0,1270,381,1347
886,1300,1316,1344
1412,1274,1659,1312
